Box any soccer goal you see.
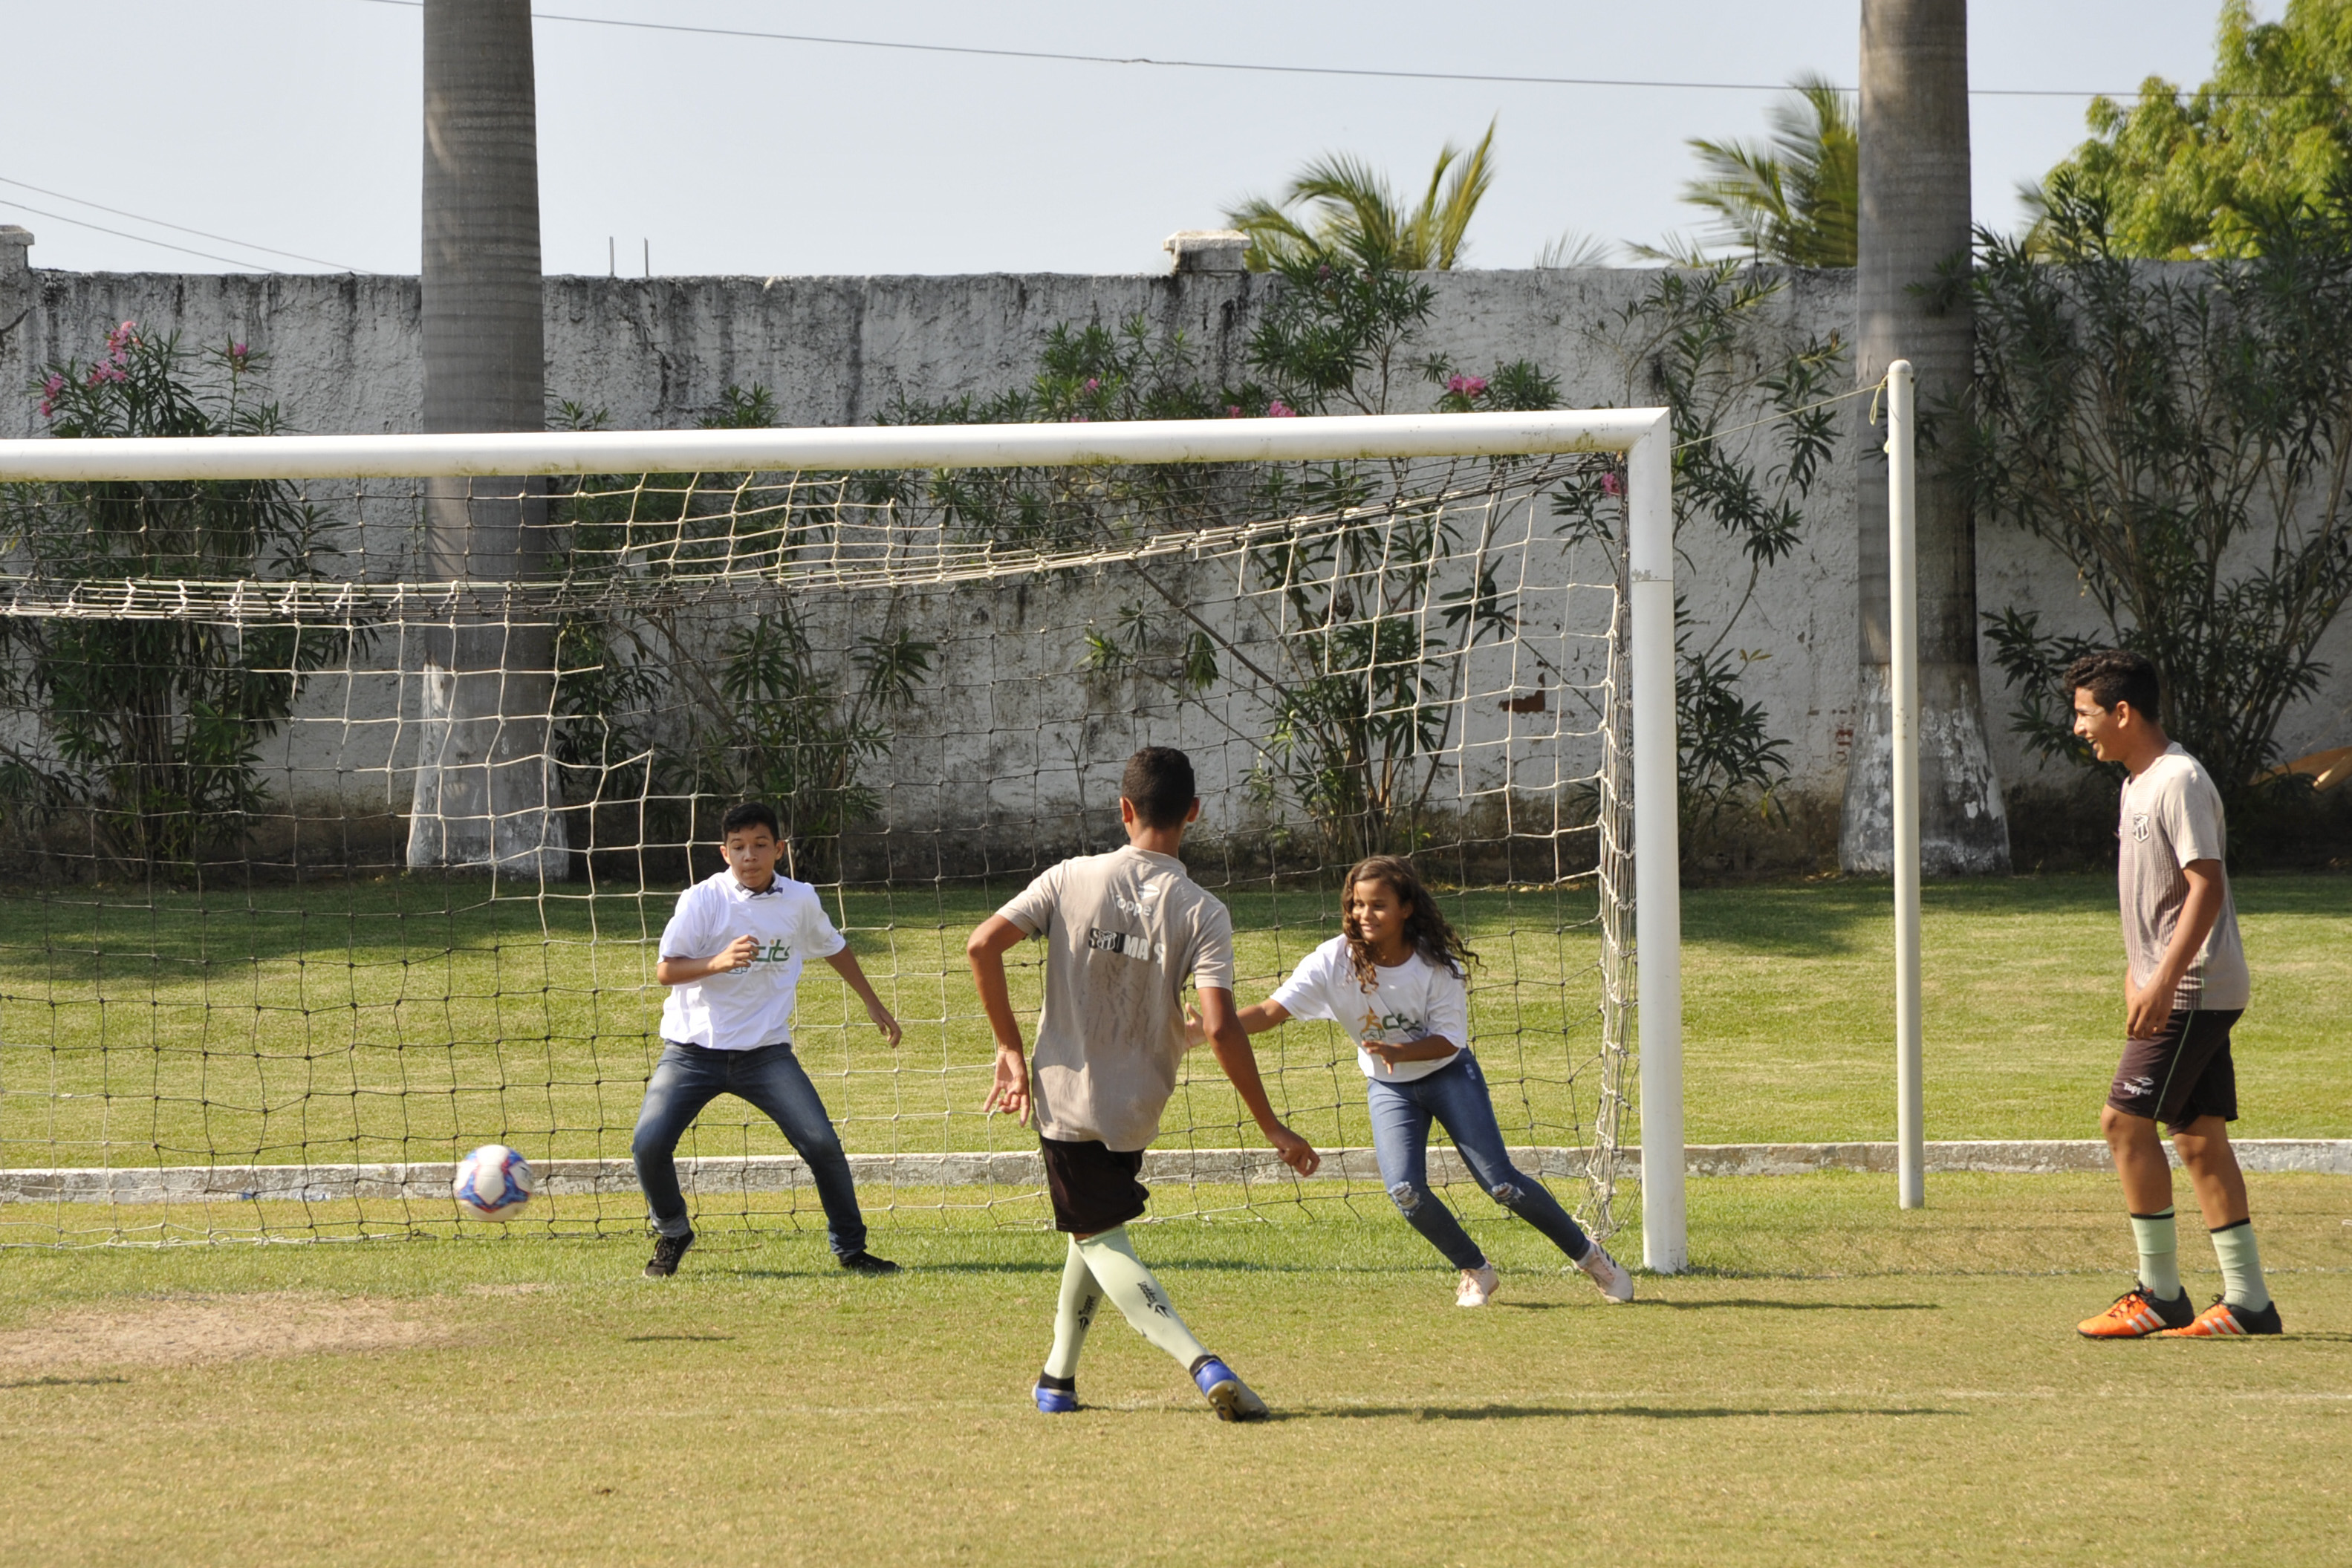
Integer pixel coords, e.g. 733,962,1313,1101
0,409,1686,1269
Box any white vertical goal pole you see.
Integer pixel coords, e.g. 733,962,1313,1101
1628,418,1688,1272
1886,360,1926,1209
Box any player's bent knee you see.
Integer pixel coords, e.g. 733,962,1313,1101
1489,1180,1526,1208
1387,1180,1425,1216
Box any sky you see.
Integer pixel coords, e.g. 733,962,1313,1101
1,0,2277,278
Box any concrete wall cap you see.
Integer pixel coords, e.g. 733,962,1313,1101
1164,230,1250,273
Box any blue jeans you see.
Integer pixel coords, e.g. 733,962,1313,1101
632,1041,868,1256
1367,1049,1591,1272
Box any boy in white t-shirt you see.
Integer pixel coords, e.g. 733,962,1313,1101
634,801,903,1280
966,747,1320,1420
1207,854,1631,1308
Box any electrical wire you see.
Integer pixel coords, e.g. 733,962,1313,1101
347,0,2220,100
0,177,359,271
0,198,297,273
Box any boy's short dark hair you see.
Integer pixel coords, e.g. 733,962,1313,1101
2063,649,2161,720
719,801,782,840
1120,747,1197,830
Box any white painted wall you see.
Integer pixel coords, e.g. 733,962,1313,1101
3,250,2345,856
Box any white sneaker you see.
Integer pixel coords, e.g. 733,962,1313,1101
1456,1263,1498,1307
1576,1241,1634,1303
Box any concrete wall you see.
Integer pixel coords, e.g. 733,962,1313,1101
3,238,2346,863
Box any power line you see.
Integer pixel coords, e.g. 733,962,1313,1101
348,0,2200,100
0,198,294,272
0,176,360,271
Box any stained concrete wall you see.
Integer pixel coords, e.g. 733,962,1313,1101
2,241,2345,863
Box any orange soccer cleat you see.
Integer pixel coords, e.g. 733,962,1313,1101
2154,1297,2283,1338
2078,1285,2195,1338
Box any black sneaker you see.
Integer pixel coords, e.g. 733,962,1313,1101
837,1249,900,1276
643,1231,695,1279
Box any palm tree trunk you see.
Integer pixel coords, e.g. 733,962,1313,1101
1841,0,2010,874
407,0,568,876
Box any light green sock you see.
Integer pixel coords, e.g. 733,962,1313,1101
1073,1226,1210,1373
1042,1237,1104,1381
2130,1208,2181,1300
2209,1219,2271,1312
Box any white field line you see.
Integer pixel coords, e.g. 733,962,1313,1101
2,1139,2348,1205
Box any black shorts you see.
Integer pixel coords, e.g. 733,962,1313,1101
1039,1136,1150,1234
2108,1007,2242,1132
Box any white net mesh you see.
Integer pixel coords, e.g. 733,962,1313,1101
0,445,1634,1246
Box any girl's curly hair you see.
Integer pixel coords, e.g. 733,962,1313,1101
1342,855,1476,988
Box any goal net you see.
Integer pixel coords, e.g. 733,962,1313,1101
0,411,1676,1254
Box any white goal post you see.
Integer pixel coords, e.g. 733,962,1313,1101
0,409,1687,1272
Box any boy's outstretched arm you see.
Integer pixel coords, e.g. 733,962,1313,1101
966,915,1031,1125
1198,986,1320,1177
823,947,903,1047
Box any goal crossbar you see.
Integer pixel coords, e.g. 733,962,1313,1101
0,409,1666,483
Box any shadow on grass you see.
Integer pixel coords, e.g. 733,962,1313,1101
1293,1402,1962,1422
618,1332,734,1343
1,1374,130,1389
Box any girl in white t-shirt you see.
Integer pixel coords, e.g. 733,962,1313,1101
1207,855,1632,1307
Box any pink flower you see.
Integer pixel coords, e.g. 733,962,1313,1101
1226,404,1243,417
1267,400,1296,418
1446,374,1490,397
103,320,138,363
1082,377,1100,394
39,373,63,417
1600,471,1623,498
1071,413,1091,423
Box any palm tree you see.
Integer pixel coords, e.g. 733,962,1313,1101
1227,120,1497,271
1678,76,1859,267
1841,0,2010,875
408,0,568,875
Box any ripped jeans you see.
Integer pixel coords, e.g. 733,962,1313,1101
1365,1049,1591,1272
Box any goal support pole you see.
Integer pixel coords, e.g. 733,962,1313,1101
1886,360,1926,1210
1628,419,1687,1273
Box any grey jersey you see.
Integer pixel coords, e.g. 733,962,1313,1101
2119,744,2249,1012
997,845,1236,1151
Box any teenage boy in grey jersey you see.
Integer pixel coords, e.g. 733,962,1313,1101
966,746,1321,1419
2067,651,2280,1338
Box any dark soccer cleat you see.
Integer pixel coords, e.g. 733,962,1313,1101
643,1231,695,1279
1033,1374,1078,1414
2077,1284,2195,1338
838,1249,900,1276
2155,1296,2283,1338
1190,1356,1269,1422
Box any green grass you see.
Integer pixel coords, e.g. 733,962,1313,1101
2,1175,2348,1565
1,873,2342,1183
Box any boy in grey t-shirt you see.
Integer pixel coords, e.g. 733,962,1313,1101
2067,650,2278,1338
966,747,1319,1419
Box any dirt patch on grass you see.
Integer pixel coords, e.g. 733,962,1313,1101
0,1293,447,1373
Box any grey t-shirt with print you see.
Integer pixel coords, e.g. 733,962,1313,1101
996,845,1236,1151
2119,744,2249,1012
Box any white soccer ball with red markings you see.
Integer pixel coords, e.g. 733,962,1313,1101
452,1144,536,1221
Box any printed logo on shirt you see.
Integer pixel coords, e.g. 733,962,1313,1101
1355,1006,1427,1044
747,940,793,964
1114,887,1160,920
1088,927,1164,963
2129,810,2151,843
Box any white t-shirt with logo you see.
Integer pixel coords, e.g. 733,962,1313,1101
1270,936,1469,1083
657,871,848,1050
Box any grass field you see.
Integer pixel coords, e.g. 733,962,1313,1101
2,874,2346,1562
3,872,2342,1181
2,1174,2348,1565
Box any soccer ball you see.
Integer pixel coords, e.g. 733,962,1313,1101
452,1144,536,1221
